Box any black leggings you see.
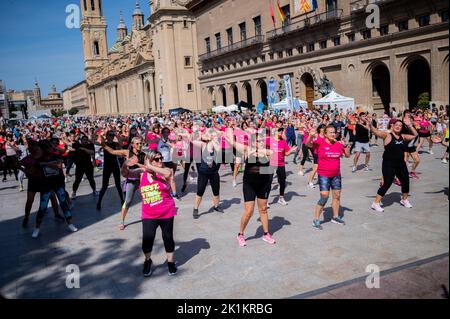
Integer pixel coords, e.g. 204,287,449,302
300,145,312,166
98,163,124,205
3,155,18,179
197,172,220,197
73,163,96,193
274,166,287,196
183,161,192,185
142,217,175,254
377,161,410,197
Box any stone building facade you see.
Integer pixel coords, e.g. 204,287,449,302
186,0,449,113
31,81,64,112
62,80,89,115
79,0,201,115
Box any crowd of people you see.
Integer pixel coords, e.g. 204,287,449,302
0,103,448,277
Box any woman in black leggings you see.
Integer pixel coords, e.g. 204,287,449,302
368,117,418,212
97,130,124,210
192,130,222,219
121,151,177,277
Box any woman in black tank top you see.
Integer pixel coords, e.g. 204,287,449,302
368,118,418,212
225,132,277,247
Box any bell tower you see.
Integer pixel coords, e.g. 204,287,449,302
80,0,109,77
148,0,201,111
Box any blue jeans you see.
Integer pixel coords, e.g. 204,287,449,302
36,187,72,226
318,175,342,192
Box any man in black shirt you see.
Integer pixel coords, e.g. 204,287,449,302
71,135,97,199
352,112,371,173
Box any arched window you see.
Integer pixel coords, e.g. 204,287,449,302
93,41,100,56
83,0,87,11
91,0,95,11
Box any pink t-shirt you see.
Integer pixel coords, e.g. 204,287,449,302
174,141,186,158
140,172,177,220
312,135,324,155
419,120,431,133
266,121,275,129
234,129,249,146
313,138,345,178
147,132,160,151
269,137,290,167
218,126,231,149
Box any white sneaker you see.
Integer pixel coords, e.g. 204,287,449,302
365,165,371,171
428,150,434,155
352,166,357,173
400,199,413,208
308,182,316,189
278,197,288,206
71,192,77,200
68,224,78,232
232,180,237,188
442,158,448,164
371,202,384,212
298,171,305,176
32,228,40,238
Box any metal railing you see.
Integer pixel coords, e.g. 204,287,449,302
199,35,265,61
267,9,343,39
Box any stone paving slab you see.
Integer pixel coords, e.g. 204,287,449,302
0,146,448,299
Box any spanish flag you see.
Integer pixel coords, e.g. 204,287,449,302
275,0,286,23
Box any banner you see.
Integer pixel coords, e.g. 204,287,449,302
297,0,318,14
268,79,277,108
284,75,294,110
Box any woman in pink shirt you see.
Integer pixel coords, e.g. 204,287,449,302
306,125,351,230
146,124,161,152
416,112,434,154
122,151,178,277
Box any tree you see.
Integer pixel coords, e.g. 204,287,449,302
9,112,17,119
68,107,79,116
417,92,430,110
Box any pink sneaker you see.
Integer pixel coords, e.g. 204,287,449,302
394,179,401,186
262,233,276,244
119,222,125,231
237,234,246,247
411,172,419,179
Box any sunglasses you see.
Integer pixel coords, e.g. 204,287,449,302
153,157,162,162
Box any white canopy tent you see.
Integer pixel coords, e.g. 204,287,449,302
313,91,355,112
270,98,308,111
212,105,247,113
212,105,227,113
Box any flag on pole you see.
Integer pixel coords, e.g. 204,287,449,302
269,0,276,28
300,0,318,14
275,0,286,23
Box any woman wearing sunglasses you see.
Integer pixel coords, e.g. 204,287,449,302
102,136,147,230
121,151,177,277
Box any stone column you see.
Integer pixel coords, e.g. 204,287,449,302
430,45,442,103
390,53,408,112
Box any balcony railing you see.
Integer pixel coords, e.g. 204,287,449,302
267,9,343,40
199,35,265,61
350,0,396,13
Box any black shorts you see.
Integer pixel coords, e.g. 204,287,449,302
243,173,273,202
313,153,318,165
407,146,417,153
419,131,431,138
28,178,41,193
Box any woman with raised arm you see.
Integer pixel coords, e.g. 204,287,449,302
102,136,147,230
368,116,418,212
225,130,276,247
306,125,351,230
191,129,223,219
122,152,177,277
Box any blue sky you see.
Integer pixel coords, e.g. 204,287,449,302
0,0,150,96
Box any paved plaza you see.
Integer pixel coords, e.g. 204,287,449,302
0,146,448,299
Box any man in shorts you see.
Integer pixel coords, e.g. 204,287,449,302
352,112,371,172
